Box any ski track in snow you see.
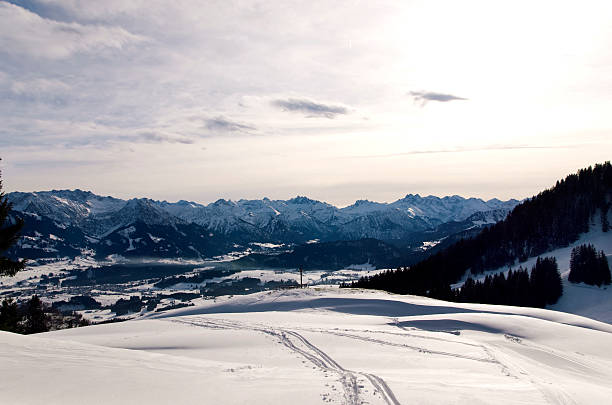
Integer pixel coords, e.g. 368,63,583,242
313,329,496,364
302,325,558,404
392,318,580,404
170,314,594,405
171,317,398,405
396,324,579,405
492,334,598,405
486,344,575,405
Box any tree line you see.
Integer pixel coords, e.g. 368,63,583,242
455,257,563,307
0,295,91,334
348,162,612,306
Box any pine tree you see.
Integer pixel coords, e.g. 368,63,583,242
569,244,610,286
0,162,26,277
598,250,611,285
24,295,48,334
569,247,577,282
602,203,609,232
0,298,20,332
529,257,562,307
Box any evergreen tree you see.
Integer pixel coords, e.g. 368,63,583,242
569,244,610,286
597,250,611,285
24,295,48,334
529,257,562,307
0,161,26,277
0,298,20,332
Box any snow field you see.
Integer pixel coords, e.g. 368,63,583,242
2,287,611,404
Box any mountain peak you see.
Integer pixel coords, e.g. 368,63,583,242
288,196,317,205
441,195,468,201
176,199,198,206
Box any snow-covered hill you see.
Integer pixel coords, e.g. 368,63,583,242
1,287,611,404
7,190,518,259
452,225,612,323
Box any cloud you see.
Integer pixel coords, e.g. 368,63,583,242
205,116,255,133
0,115,197,147
2,1,609,204
12,158,107,169
135,132,195,144
0,2,146,60
272,98,348,119
409,91,467,106
347,144,574,159
8,78,72,105
6,0,149,22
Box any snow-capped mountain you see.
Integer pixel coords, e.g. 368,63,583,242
7,190,518,259
390,194,515,223
8,190,183,238
463,208,513,226
153,193,517,242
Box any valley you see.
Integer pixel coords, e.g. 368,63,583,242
1,190,517,323
0,251,388,323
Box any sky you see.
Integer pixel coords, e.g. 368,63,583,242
1,0,611,206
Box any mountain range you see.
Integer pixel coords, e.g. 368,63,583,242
7,190,518,261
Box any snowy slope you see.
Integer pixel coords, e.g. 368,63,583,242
2,287,611,405
452,225,612,324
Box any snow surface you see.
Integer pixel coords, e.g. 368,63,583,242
2,287,611,404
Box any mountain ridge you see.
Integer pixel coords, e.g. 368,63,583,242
7,189,518,260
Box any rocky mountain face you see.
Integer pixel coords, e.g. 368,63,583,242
6,190,518,260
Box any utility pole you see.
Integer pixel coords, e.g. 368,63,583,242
299,266,303,288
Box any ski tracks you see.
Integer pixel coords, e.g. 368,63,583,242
315,329,497,364
491,335,581,405
283,330,400,405
361,373,401,405
173,316,585,405
172,317,400,405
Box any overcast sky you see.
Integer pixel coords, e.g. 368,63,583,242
1,0,611,206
